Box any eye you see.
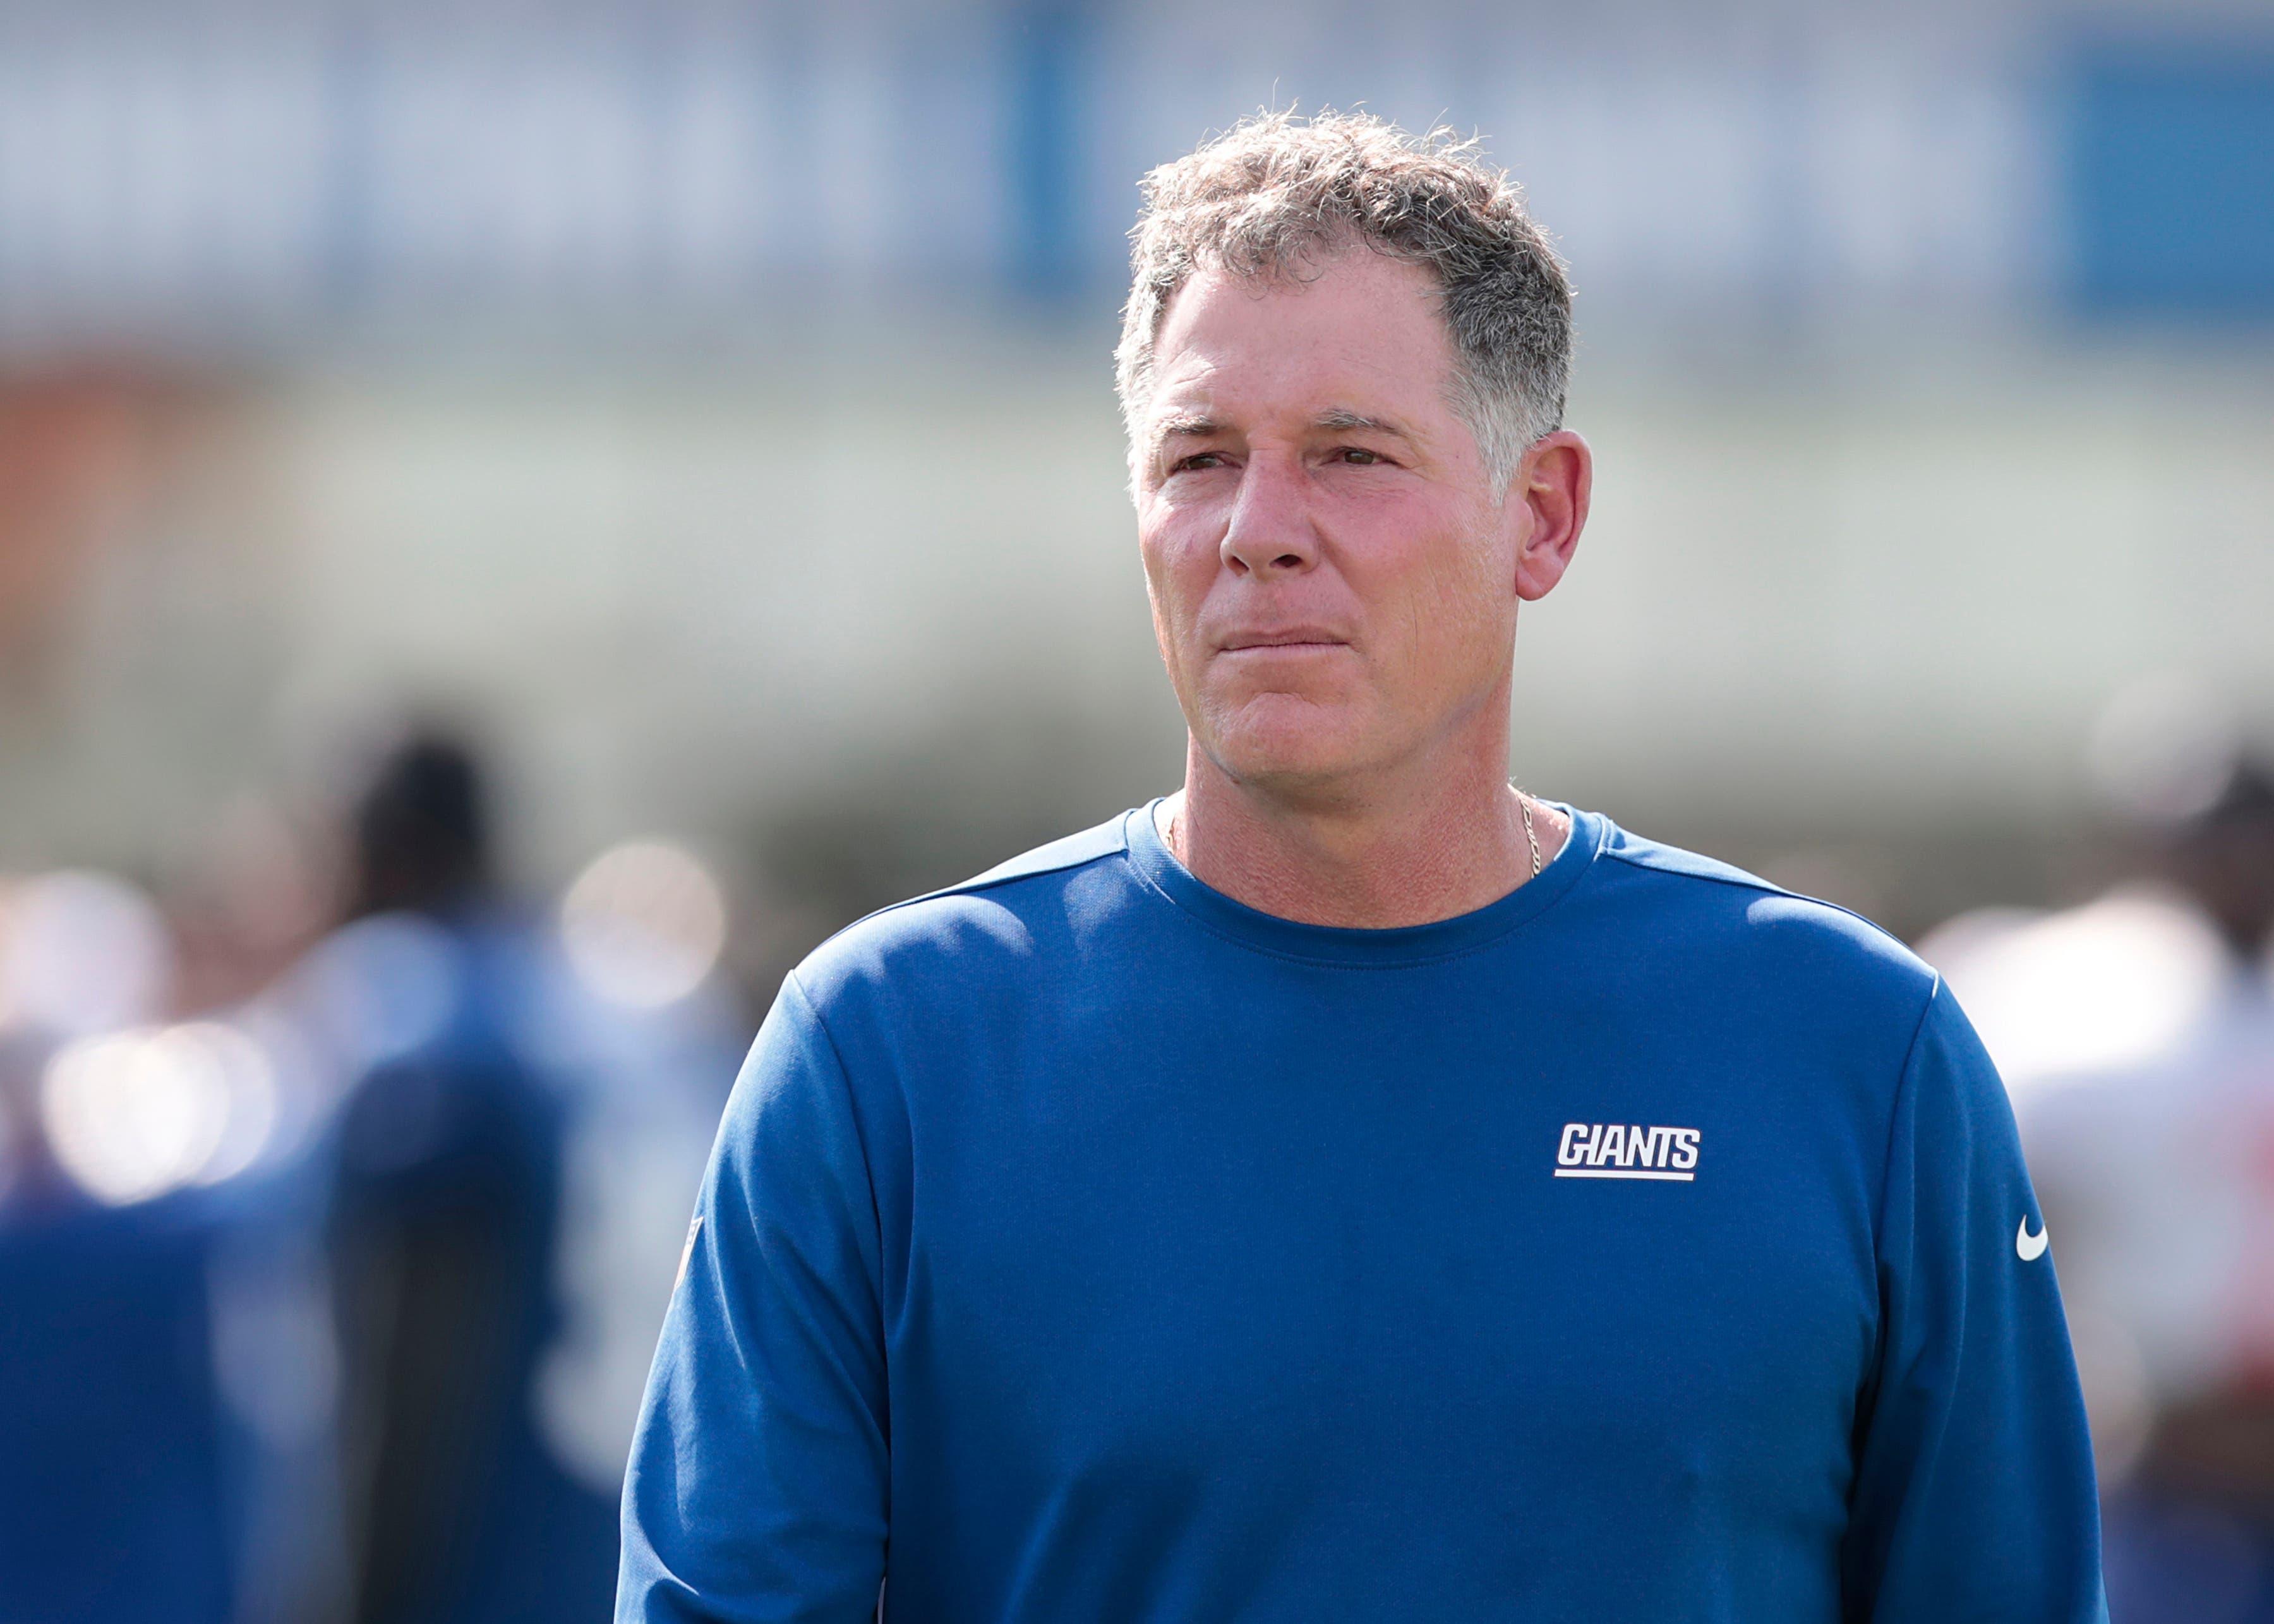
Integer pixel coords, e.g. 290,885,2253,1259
1169,452,1227,473
1332,446,1387,466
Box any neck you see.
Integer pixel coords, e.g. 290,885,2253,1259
1162,737,1570,930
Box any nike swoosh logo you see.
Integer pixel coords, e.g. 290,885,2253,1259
2016,1217,2049,1261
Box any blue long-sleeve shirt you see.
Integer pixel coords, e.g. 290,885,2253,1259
619,803,2105,1622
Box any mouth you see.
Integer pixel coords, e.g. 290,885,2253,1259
1217,629,1351,654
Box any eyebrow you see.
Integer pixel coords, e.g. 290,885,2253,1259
1311,407,1410,437
1147,412,1217,448
1150,407,1413,447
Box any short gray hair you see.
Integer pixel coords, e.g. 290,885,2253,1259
1115,109,1572,493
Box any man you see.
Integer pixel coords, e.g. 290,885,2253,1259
320,732,620,1624
0,878,241,1624
2006,761,2274,1621
619,112,2104,1621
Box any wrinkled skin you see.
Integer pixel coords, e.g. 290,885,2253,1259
1130,247,1591,926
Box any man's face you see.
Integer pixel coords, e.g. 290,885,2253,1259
1133,249,1538,797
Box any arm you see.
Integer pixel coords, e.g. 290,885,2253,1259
1841,981,2107,1623
617,973,889,1624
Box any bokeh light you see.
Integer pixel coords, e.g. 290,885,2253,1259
0,872,171,1038
2091,673,2244,828
1921,889,2230,1097
559,840,728,1010
40,1021,276,1205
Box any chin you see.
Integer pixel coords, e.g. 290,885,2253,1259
1198,692,1378,791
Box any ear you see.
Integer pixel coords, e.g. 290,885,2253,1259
1510,430,1591,603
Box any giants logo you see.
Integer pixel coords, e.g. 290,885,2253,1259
1555,1122,1701,1182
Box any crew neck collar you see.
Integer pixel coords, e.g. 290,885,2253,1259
1121,797,1604,966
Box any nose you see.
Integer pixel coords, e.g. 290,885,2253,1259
1219,454,1318,579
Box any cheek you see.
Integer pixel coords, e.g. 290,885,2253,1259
1354,529,1513,681
1138,522,1217,634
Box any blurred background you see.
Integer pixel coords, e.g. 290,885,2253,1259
1,1,2270,1620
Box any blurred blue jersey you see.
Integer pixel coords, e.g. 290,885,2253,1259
324,909,617,1624
325,904,737,1624
622,803,2105,1623
0,1189,240,1624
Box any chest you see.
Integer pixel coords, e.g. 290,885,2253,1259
886,987,1882,1502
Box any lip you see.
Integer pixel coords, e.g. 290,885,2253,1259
1215,628,1351,653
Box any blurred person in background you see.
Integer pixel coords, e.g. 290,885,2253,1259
1992,759,2274,1624
317,725,741,1624
320,729,616,1624
0,872,255,1623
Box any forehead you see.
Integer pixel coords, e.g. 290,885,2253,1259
1147,250,1456,423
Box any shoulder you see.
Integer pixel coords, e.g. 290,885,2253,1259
787,810,1139,1014
1584,814,1939,1020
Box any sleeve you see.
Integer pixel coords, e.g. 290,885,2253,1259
616,972,889,1624
1841,979,2107,1623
